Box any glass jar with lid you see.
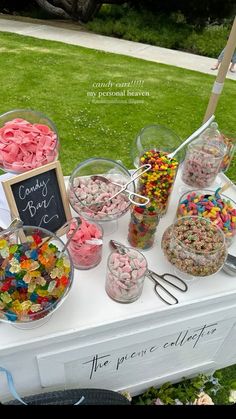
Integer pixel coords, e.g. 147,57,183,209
181,136,224,188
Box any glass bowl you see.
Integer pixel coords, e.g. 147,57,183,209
176,189,236,247
0,109,59,174
0,225,73,325
68,158,135,222
161,216,227,277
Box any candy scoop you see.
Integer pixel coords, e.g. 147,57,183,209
167,115,215,160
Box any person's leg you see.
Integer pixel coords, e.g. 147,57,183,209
230,51,236,72
211,60,220,70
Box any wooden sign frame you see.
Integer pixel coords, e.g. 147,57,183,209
2,161,71,236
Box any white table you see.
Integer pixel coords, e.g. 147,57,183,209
0,169,236,401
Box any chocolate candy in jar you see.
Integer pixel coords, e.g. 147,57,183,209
181,137,224,188
128,202,160,250
105,247,147,303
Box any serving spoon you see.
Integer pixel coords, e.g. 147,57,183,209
167,115,215,160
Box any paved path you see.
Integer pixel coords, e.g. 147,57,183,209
0,16,235,80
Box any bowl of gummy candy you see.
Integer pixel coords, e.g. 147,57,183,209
0,225,74,324
68,158,135,222
0,109,59,174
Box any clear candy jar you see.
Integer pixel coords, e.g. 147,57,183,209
68,158,135,223
0,109,59,173
128,202,160,250
161,216,227,277
176,189,236,247
219,132,235,172
105,247,147,303
131,123,183,217
136,149,180,216
181,138,224,188
131,124,183,168
0,225,73,325
66,217,103,270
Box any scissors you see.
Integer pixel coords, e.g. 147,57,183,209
146,269,188,305
109,240,188,305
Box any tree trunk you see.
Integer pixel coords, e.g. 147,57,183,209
35,0,128,22
35,0,72,18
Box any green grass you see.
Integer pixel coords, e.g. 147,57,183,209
0,31,235,182
86,5,231,58
0,31,235,404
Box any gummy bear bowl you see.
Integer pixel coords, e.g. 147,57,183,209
0,225,74,327
0,109,59,174
176,189,236,248
68,158,135,230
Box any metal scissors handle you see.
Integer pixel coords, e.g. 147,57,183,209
147,269,188,305
109,164,151,205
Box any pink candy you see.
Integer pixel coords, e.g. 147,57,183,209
0,118,58,172
69,177,130,220
105,249,147,303
67,218,103,269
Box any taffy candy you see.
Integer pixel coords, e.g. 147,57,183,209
138,150,179,215
67,217,103,269
0,233,71,322
105,248,147,303
0,118,58,172
177,189,236,246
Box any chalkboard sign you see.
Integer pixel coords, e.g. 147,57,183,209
2,161,71,235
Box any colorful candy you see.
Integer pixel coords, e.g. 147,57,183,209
128,203,159,249
0,118,58,172
161,217,227,277
105,248,147,303
0,233,71,322
220,134,235,172
138,150,179,215
176,189,236,246
67,217,103,269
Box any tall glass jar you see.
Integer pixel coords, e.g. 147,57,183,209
131,125,182,216
128,203,159,249
219,132,235,173
161,216,227,277
137,150,179,216
181,138,224,188
105,247,147,303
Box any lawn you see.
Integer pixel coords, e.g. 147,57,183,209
0,31,235,182
0,31,235,404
